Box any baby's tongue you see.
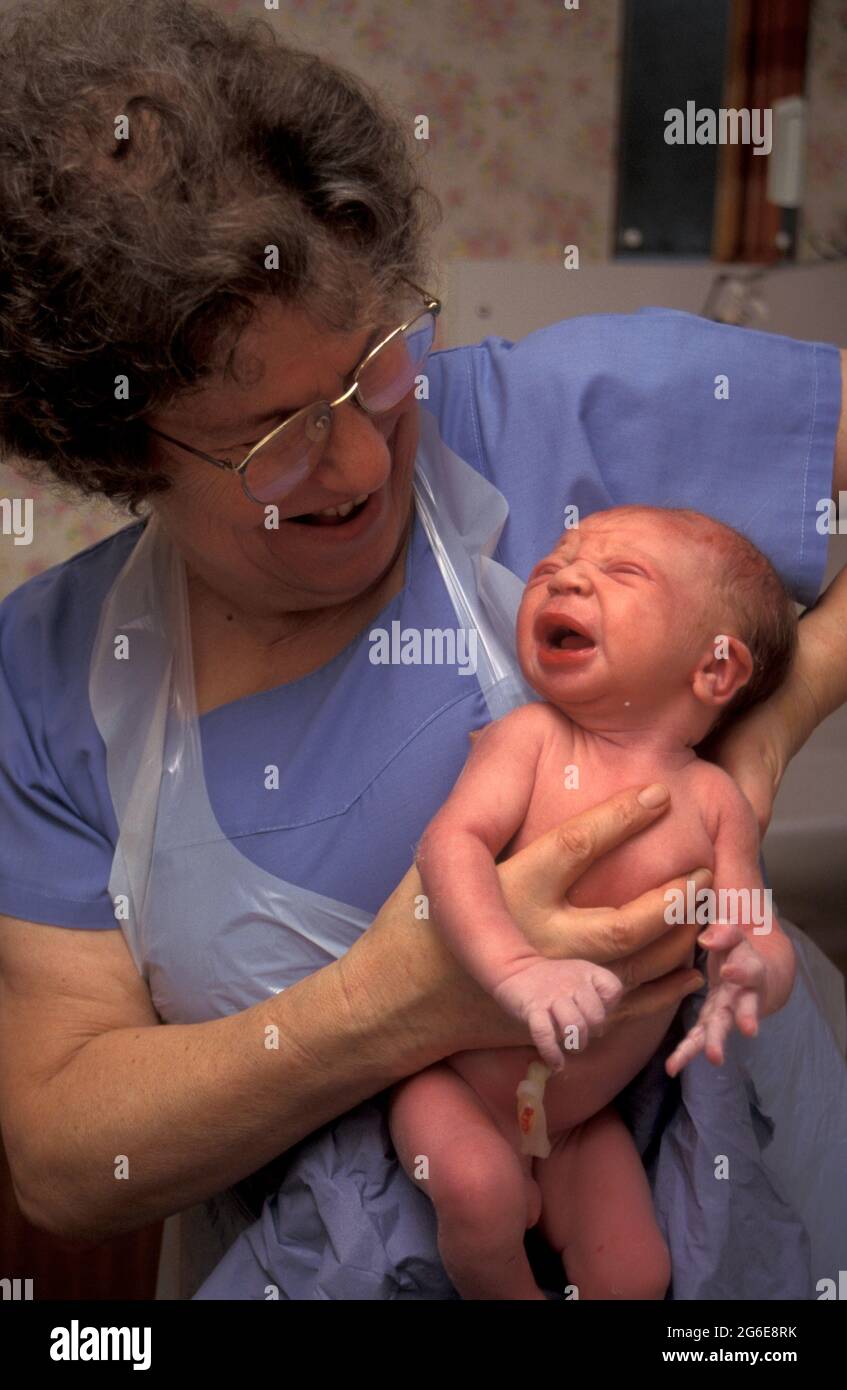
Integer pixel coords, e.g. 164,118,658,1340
560,633,594,650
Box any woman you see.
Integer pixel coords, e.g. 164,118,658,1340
0,0,845,1299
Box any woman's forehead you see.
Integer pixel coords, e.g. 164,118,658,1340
161,302,377,436
228,300,377,385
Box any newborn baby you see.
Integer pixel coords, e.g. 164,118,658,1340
388,504,798,1301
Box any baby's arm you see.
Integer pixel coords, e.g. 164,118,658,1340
665,775,796,1077
417,703,622,1069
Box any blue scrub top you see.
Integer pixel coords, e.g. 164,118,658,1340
0,309,840,997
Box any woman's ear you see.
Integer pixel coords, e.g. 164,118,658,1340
690,633,754,709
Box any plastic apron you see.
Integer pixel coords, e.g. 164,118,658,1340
89,406,847,1300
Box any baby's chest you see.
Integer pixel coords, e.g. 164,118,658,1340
510,759,715,911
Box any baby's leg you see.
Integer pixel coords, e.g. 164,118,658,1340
536,1105,671,1300
389,1064,544,1300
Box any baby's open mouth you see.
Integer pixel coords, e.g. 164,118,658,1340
535,611,598,665
545,625,595,652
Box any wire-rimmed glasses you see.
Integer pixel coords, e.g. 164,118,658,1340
147,281,441,504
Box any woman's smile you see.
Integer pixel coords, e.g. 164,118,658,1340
288,491,371,525
277,480,386,544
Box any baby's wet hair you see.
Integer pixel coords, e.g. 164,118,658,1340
584,504,799,728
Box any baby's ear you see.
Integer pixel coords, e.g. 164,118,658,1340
690,633,754,709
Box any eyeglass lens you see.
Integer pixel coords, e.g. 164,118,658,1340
244,310,436,503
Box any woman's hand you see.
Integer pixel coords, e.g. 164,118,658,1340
339,783,708,1063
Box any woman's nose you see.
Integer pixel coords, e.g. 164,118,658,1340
315,398,393,495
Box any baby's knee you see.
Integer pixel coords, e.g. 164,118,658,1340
566,1230,671,1301
611,1235,671,1301
434,1149,524,1234
636,1241,672,1300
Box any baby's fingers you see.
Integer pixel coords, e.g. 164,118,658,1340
592,967,625,1009
699,922,744,954
551,999,590,1054
529,1007,567,1072
733,988,760,1038
703,996,737,1065
720,951,765,990
567,974,623,1042
665,1022,706,1078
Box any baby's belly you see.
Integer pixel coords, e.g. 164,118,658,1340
451,752,708,1146
449,1002,679,1142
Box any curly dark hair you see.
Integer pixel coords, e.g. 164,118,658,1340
0,0,441,511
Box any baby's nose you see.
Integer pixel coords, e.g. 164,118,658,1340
549,564,593,595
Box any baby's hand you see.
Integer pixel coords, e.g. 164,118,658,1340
665,922,765,1078
492,958,624,1071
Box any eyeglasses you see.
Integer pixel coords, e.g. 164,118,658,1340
147,280,441,504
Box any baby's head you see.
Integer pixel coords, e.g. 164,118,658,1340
516,505,797,742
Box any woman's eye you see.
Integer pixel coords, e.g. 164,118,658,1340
218,438,256,452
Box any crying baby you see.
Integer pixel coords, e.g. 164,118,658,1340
388,504,798,1301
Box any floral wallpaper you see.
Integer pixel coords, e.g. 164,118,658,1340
801,0,847,259
0,0,844,596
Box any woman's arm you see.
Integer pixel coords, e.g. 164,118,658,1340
705,560,847,831
772,348,847,755
775,562,847,755
0,784,706,1244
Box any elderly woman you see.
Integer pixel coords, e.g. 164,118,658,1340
0,0,845,1301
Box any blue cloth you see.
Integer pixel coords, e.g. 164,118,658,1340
0,310,838,937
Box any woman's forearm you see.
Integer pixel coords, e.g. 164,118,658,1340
28,883,450,1242
778,564,847,758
